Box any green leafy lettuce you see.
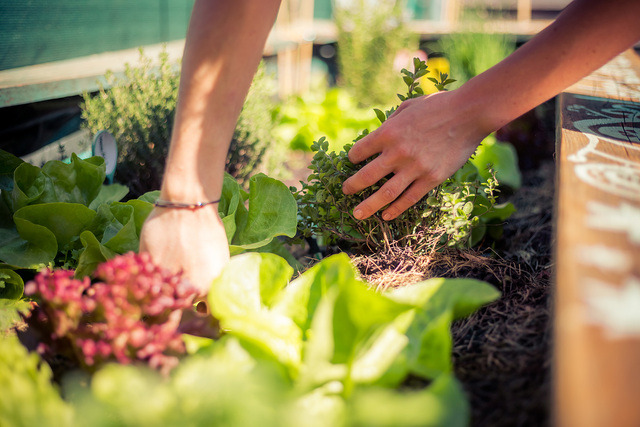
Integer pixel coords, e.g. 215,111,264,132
59,252,498,426
1,250,498,426
218,173,297,254
0,334,74,426
0,149,298,299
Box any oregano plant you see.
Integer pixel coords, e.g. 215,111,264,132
295,58,503,253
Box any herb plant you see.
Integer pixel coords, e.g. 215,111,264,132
295,58,508,252
81,50,276,195
81,49,178,197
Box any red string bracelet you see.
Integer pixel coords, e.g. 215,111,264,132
153,199,221,209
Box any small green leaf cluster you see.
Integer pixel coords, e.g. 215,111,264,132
428,72,458,92
82,50,276,195
396,57,432,101
295,58,497,253
438,164,497,247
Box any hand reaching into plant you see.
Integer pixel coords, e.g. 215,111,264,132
140,206,229,295
343,0,640,220
342,89,486,221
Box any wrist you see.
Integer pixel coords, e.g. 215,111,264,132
452,78,506,137
442,86,494,155
159,131,228,203
160,162,224,204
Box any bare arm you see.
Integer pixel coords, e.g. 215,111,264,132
342,0,640,221
140,0,281,293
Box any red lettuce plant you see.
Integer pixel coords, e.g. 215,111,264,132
24,252,198,375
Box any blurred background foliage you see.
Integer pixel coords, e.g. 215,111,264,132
82,52,277,196
334,0,418,107
79,2,522,197
438,30,515,87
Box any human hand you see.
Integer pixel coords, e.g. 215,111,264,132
139,205,230,296
342,90,487,221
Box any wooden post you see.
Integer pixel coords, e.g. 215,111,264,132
555,50,640,427
274,0,314,98
517,0,531,22
443,0,460,27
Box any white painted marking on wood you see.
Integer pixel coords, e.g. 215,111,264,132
576,245,633,272
574,163,640,201
585,201,640,245
583,277,640,338
571,54,640,100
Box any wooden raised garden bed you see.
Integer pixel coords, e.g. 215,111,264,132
554,49,640,427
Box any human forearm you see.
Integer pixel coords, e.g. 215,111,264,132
462,0,640,135
161,0,281,203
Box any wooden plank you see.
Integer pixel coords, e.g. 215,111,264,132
517,0,532,22
0,20,314,108
555,50,640,427
0,41,185,108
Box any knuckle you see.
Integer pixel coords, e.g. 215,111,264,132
416,159,439,182
377,124,399,143
394,143,412,159
382,185,398,200
358,166,378,184
403,191,423,206
415,155,432,172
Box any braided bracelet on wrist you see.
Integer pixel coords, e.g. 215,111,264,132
153,199,221,209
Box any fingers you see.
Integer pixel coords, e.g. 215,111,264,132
342,155,391,197
381,178,433,220
347,124,389,164
350,173,414,220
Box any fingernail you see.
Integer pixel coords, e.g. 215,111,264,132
354,209,363,219
383,213,392,221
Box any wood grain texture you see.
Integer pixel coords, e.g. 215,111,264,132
555,50,640,427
